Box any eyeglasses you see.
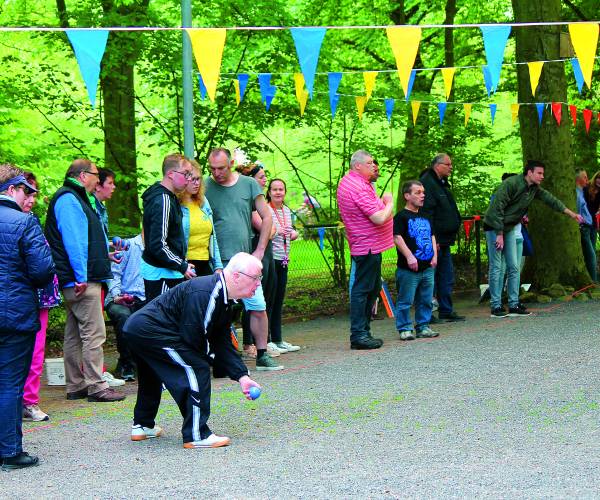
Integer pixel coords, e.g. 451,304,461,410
190,177,201,183
84,170,100,177
173,170,193,180
238,271,263,282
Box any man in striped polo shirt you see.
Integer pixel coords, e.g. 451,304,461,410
337,150,394,349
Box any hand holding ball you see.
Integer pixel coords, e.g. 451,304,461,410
249,387,261,400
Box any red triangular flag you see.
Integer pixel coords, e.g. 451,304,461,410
463,219,474,240
583,109,592,133
569,104,577,126
551,102,562,125
596,213,600,230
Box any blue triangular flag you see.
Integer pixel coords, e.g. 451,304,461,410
317,227,325,250
238,73,249,101
570,58,584,94
385,98,395,123
480,26,511,92
330,94,340,119
405,69,417,102
258,74,272,103
328,72,342,118
489,103,497,124
482,65,493,96
536,103,545,125
265,87,276,111
438,102,447,125
66,29,109,108
290,28,327,99
197,74,207,100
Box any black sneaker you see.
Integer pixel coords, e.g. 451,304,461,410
120,365,136,382
1,452,39,471
508,304,531,317
490,307,508,318
438,311,466,322
350,337,383,350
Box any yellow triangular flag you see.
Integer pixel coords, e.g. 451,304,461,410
568,23,599,89
464,103,472,126
356,96,366,121
364,72,377,101
186,28,227,102
511,103,520,125
233,79,241,106
527,61,544,96
386,27,422,98
299,90,309,116
441,67,456,100
411,101,421,125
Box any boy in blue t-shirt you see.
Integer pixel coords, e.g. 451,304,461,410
393,180,439,340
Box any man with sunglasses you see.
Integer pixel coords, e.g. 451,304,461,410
45,159,125,403
141,153,196,302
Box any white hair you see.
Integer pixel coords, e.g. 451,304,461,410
226,252,263,273
350,150,372,169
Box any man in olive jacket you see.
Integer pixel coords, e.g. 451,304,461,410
420,153,464,322
483,160,583,318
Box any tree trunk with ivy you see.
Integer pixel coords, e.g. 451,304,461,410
512,0,590,288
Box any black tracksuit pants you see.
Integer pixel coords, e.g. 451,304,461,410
126,335,213,443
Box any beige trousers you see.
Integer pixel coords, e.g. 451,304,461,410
62,283,109,394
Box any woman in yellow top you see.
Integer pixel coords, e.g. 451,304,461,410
180,161,222,276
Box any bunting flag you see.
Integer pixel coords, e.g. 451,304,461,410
186,28,227,102
441,67,456,100
237,73,249,102
482,65,493,97
411,101,421,125
294,73,309,115
317,227,325,251
570,58,585,94
527,61,544,97
405,69,417,102
511,103,520,125
386,26,422,98
233,79,241,105
197,74,207,100
536,103,545,125
551,102,562,125
384,98,395,123
356,96,366,121
66,29,109,108
364,71,377,101
328,72,342,119
299,89,309,116
265,92,276,111
569,104,577,126
464,103,472,126
480,25,511,92
438,102,447,126
583,108,592,133
489,103,497,125
568,23,599,89
258,73,272,103
463,219,474,239
290,27,326,98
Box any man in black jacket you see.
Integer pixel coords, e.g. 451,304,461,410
141,154,196,302
124,252,262,449
420,153,465,322
0,164,55,470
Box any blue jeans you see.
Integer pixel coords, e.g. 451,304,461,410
580,225,598,282
435,246,455,315
350,252,382,343
486,228,520,309
395,267,434,331
0,332,35,458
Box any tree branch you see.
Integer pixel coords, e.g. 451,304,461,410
562,0,589,20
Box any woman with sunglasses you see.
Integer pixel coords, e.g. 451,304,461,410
180,160,222,276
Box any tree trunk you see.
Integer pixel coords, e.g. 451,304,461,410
512,0,589,288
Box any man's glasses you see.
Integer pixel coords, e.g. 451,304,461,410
238,271,263,282
173,170,193,180
84,170,100,177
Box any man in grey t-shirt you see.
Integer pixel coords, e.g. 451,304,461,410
205,148,282,371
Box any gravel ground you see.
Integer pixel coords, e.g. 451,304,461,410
4,298,600,499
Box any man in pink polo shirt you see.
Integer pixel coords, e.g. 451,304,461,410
337,150,394,349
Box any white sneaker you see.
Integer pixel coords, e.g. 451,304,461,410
266,344,281,357
183,433,231,449
23,404,49,422
277,341,300,352
103,371,126,387
432,298,439,312
131,424,163,441
267,342,287,354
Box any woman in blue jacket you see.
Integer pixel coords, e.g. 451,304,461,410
0,164,55,471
